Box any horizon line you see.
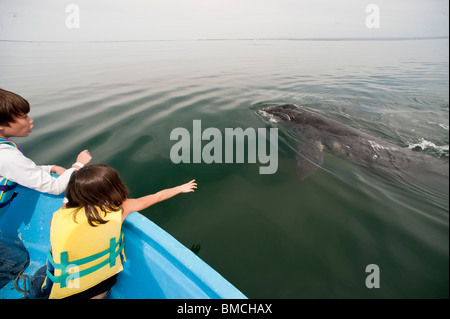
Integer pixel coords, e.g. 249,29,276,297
0,36,448,44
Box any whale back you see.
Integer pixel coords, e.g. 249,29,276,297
262,103,448,183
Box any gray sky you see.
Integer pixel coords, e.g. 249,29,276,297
0,0,448,41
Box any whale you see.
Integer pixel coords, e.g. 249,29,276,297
262,104,448,183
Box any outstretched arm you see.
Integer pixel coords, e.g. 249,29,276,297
121,179,197,221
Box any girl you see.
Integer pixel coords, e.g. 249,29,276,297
43,164,197,299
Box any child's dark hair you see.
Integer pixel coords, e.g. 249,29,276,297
0,88,30,126
65,164,128,226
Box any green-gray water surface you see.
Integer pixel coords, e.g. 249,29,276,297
1,39,448,298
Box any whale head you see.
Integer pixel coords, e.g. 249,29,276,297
262,104,304,123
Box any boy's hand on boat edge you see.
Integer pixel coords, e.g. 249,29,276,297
51,165,67,176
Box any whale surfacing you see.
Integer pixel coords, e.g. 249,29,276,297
262,103,448,181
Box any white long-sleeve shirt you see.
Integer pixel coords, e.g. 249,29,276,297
0,144,76,195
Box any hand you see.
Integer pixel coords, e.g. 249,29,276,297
51,165,66,176
75,150,92,166
178,179,197,193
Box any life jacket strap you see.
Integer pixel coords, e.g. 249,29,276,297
1,170,20,211
0,137,24,153
0,137,22,211
0,191,18,208
46,233,124,288
0,183,17,192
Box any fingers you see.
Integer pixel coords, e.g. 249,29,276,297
80,149,91,157
76,149,92,165
183,179,197,192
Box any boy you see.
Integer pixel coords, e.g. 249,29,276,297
0,88,91,214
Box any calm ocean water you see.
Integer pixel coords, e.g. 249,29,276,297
1,39,448,298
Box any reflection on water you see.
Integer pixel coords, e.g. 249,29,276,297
0,39,448,298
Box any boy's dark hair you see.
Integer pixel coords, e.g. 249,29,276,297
0,88,30,126
65,164,128,226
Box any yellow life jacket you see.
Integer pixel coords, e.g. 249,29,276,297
46,206,125,299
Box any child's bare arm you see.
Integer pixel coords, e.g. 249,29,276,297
121,179,197,221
